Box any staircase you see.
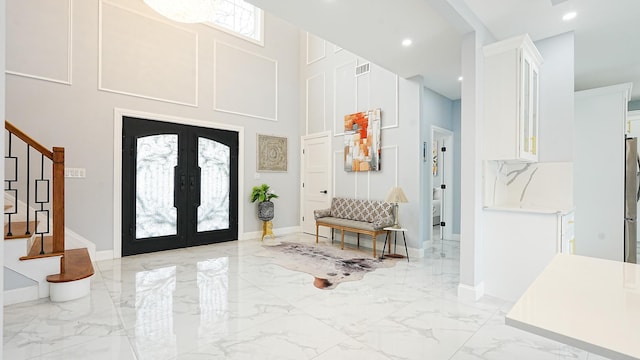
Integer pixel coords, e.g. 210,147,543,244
4,121,94,304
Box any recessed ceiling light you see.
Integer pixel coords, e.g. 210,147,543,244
458,76,463,82
562,11,577,21
402,38,412,47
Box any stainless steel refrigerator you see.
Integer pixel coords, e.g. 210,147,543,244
624,137,638,263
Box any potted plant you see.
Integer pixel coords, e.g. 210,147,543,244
250,184,279,221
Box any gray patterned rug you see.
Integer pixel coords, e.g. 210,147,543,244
258,241,398,290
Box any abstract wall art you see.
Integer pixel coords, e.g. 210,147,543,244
343,108,381,172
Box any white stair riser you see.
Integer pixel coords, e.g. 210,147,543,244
4,245,61,299
49,277,92,302
4,238,30,260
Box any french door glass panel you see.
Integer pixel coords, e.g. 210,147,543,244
135,134,178,239
197,137,230,232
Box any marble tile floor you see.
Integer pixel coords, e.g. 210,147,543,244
4,233,611,360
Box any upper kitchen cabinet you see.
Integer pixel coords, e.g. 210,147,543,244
483,34,543,162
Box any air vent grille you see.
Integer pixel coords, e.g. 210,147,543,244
355,63,370,77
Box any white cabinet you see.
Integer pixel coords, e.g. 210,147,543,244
483,207,573,301
483,34,543,162
560,211,575,254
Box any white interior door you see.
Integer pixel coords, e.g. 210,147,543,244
301,132,331,235
628,113,640,262
431,126,454,241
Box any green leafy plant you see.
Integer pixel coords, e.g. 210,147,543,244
250,184,279,203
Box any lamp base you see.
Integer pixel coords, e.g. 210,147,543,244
390,224,401,229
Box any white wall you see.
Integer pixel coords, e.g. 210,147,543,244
452,99,461,234
1,0,6,346
536,32,575,162
5,0,301,252
459,31,487,301
300,33,423,252
574,83,631,261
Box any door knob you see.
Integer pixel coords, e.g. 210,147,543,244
320,190,328,194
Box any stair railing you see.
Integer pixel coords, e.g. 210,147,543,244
4,120,65,254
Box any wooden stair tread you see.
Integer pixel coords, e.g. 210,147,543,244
4,220,39,240
20,236,63,260
46,248,94,283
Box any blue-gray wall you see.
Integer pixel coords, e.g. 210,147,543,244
422,86,460,239
630,100,640,111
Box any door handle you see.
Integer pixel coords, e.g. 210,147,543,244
174,171,185,208
320,190,328,194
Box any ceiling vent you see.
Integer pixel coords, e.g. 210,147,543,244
355,62,370,77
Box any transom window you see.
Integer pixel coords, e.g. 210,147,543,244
206,0,263,45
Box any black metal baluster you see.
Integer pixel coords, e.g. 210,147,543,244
6,132,13,237
25,144,30,235
35,154,50,255
40,155,44,254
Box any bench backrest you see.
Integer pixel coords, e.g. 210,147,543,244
331,197,393,223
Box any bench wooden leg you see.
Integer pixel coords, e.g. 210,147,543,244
341,229,345,250
372,234,377,258
357,233,360,248
316,223,319,243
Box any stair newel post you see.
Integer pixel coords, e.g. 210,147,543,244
52,147,65,254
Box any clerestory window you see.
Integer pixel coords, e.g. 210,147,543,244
206,0,263,45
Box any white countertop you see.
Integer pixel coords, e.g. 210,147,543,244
506,254,640,360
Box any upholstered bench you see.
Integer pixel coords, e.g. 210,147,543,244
314,197,394,257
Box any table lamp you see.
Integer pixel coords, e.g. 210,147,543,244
385,186,408,228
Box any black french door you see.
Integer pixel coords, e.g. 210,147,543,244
122,117,238,256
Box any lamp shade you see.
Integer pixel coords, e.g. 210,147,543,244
144,0,220,23
385,186,408,203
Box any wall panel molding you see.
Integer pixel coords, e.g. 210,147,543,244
6,0,73,85
306,72,326,135
306,32,326,65
214,40,278,121
333,60,357,137
333,145,399,200
381,75,400,130
99,1,198,106
333,60,399,136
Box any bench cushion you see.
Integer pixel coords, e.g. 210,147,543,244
330,197,393,223
316,217,379,232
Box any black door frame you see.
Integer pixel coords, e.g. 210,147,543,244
122,116,239,256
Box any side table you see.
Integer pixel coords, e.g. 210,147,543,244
381,227,409,261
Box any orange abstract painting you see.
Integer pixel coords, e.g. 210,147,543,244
343,108,381,172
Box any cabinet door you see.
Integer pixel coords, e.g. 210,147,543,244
531,64,539,158
519,52,539,162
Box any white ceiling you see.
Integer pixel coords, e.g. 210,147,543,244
248,0,640,101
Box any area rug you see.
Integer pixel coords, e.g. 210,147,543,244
257,241,399,290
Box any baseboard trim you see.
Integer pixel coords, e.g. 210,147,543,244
65,228,97,261
458,282,485,302
241,226,302,241
95,250,115,262
96,226,303,260
4,284,39,306
314,233,421,259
